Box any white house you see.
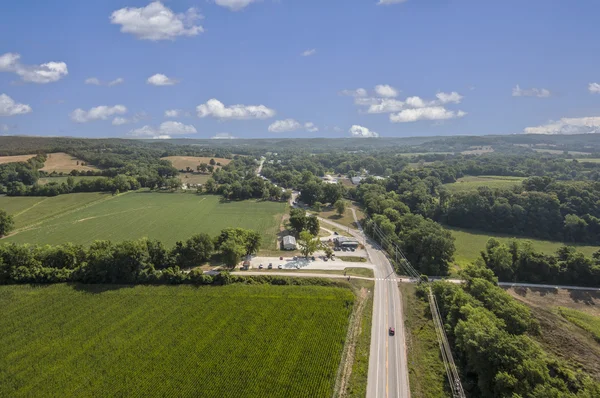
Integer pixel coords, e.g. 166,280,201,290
282,235,297,250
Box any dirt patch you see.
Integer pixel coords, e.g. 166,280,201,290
40,153,99,173
161,156,231,170
0,154,36,164
505,287,600,317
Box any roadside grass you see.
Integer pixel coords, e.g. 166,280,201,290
400,284,448,398
449,227,599,274
557,307,600,343
311,202,364,230
0,283,353,397
444,175,525,193
345,280,374,397
2,193,285,250
339,256,367,263
249,268,374,278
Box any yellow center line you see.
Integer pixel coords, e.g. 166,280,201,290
385,278,389,397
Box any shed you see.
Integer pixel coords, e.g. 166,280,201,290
334,236,359,248
283,235,297,250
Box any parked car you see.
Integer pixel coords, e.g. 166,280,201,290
259,264,264,269
389,327,395,336
311,256,316,261
267,264,272,269
278,264,283,269
350,248,356,252
334,231,339,235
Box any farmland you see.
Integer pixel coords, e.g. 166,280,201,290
1,192,285,250
444,175,525,192
40,152,99,173
0,283,354,397
450,227,599,272
161,155,231,170
0,154,35,164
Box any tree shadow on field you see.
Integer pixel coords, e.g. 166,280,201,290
569,290,600,306
68,283,135,294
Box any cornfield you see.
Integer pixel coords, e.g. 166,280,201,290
0,283,354,397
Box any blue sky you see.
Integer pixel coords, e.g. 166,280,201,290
1,0,600,139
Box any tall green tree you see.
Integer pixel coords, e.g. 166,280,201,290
0,209,14,238
334,199,347,216
298,231,321,258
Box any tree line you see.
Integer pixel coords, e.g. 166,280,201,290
0,228,261,285
428,265,600,397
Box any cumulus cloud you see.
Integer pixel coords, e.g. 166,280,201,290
304,122,319,133
129,121,197,138
147,73,178,86
268,119,301,133
512,84,551,98
589,83,600,94
349,125,379,138
524,116,600,135
110,1,203,41
0,94,32,117
85,77,101,85
215,0,258,11
70,105,127,123
108,78,124,86
374,84,398,98
0,52,68,84
366,99,405,114
165,109,181,118
377,0,408,4
85,77,124,86
390,107,466,123
436,91,463,104
302,49,316,57
112,117,128,126
212,132,237,139
340,88,368,98
197,98,275,120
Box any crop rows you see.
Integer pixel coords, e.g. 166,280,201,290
0,284,354,397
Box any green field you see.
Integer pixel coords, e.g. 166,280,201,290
0,283,353,397
444,175,525,192
450,227,599,272
1,192,285,249
575,158,600,164
38,176,107,185
558,307,600,343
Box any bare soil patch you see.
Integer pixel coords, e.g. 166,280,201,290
161,156,231,170
40,152,98,173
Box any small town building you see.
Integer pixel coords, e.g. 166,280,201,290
351,176,363,185
334,236,359,249
282,235,297,250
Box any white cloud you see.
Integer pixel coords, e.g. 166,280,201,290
405,96,431,108
304,122,319,133
212,132,237,139
0,52,68,84
0,94,32,117
366,99,405,114
112,117,129,126
268,119,302,133
390,107,466,123
377,0,408,4
524,116,600,135
349,125,379,138
85,77,101,85
70,105,127,123
110,1,203,41
436,91,463,104
374,84,398,98
512,84,551,98
332,126,343,132
340,88,368,98
589,83,600,94
215,0,258,11
302,49,316,57
108,78,124,86
147,73,178,86
165,109,181,118
129,121,197,138
197,98,275,120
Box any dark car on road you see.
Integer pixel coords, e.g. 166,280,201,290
389,327,395,336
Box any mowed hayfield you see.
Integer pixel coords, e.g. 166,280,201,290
161,156,231,170
40,152,99,173
0,284,353,397
450,227,599,272
575,158,600,164
0,154,36,164
444,175,525,192
0,192,285,249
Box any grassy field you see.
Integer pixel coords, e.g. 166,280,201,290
1,192,286,250
575,158,600,164
0,154,35,164
444,175,525,192
312,202,364,229
161,156,231,170
40,152,98,173
558,307,600,343
179,172,213,185
506,287,600,379
450,227,599,272
0,283,353,397
38,176,107,185
400,284,448,398
533,148,590,155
